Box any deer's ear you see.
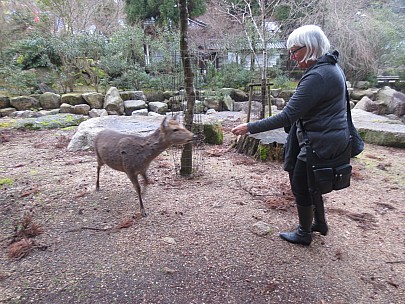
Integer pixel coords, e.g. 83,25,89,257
173,113,179,121
162,116,169,127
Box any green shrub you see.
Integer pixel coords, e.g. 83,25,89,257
272,72,290,89
206,62,252,89
0,66,38,95
109,66,151,90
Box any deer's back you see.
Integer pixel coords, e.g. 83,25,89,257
95,129,147,173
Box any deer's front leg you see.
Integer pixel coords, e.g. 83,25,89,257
127,172,147,218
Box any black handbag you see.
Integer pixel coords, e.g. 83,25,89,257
305,139,352,194
300,92,356,194
345,87,364,157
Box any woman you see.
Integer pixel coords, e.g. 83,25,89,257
231,25,350,246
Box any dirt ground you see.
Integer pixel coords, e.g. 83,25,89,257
0,122,404,304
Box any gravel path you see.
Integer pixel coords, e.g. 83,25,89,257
0,127,404,304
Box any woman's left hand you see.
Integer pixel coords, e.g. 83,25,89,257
231,123,249,136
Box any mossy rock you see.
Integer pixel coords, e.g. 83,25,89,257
256,142,284,161
14,114,88,130
193,120,224,145
203,123,224,145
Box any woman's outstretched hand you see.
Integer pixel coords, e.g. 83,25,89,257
231,123,249,136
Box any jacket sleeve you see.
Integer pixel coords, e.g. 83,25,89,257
247,73,325,134
247,110,292,134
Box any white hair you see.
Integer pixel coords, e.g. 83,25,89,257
287,25,331,62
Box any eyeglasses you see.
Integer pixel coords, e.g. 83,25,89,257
289,45,306,56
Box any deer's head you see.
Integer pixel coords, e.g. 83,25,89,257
161,115,193,145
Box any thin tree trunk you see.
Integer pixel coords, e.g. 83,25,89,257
260,0,269,118
178,0,195,176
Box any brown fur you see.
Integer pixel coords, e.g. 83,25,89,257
94,115,193,217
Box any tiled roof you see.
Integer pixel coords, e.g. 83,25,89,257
195,39,286,51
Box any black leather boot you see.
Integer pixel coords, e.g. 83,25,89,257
311,191,328,236
279,205,313,246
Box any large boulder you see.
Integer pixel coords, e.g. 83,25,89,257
270,88,282,97
10,96,40,111
131,109,149,116
89,108,108,118
148,101,168,114
352,109,405,148
218,88,246,110
67,115,163,151
233,100,262,114
120,90,147,101
377,86,405,118
71,104,91,115
203,97,222,111
144,91,163,102
59,103,90,115
60,103,73,113
351,89,377,101
124,100,147,115
198,116,224,145
354,96,387,115
67,113,225,151
0,95,10,109
272,97,286,110
223,95,234,111
9,110,41,118
61,93,86,106
82,92,104,109
0,107,16,117
39,92,61,109
229,89,248,102
104,87,124,115
4,113,87,130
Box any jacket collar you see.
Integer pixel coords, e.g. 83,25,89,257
317,50,339,65
303,50,339,75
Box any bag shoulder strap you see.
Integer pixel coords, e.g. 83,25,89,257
345,83,353,124
298,119,310,145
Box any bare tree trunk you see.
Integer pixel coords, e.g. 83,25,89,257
178,0,195,176
260,0,270,119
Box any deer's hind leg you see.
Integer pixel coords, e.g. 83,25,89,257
95,148,105,191
140,171,151,186
96,161,103,191
126,171,147,218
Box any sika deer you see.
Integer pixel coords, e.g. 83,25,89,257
94,115,193,217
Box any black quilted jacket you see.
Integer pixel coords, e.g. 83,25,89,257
248,51,350,162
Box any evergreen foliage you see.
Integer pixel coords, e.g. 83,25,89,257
0,0,403,94
125,0,206,26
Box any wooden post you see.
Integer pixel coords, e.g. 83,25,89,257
267,83,272,117
247,84,253,122
246,82,273,122
261,78,266,119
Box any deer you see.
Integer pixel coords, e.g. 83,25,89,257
94,114,194,217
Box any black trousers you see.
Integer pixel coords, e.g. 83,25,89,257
290,159,314,207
